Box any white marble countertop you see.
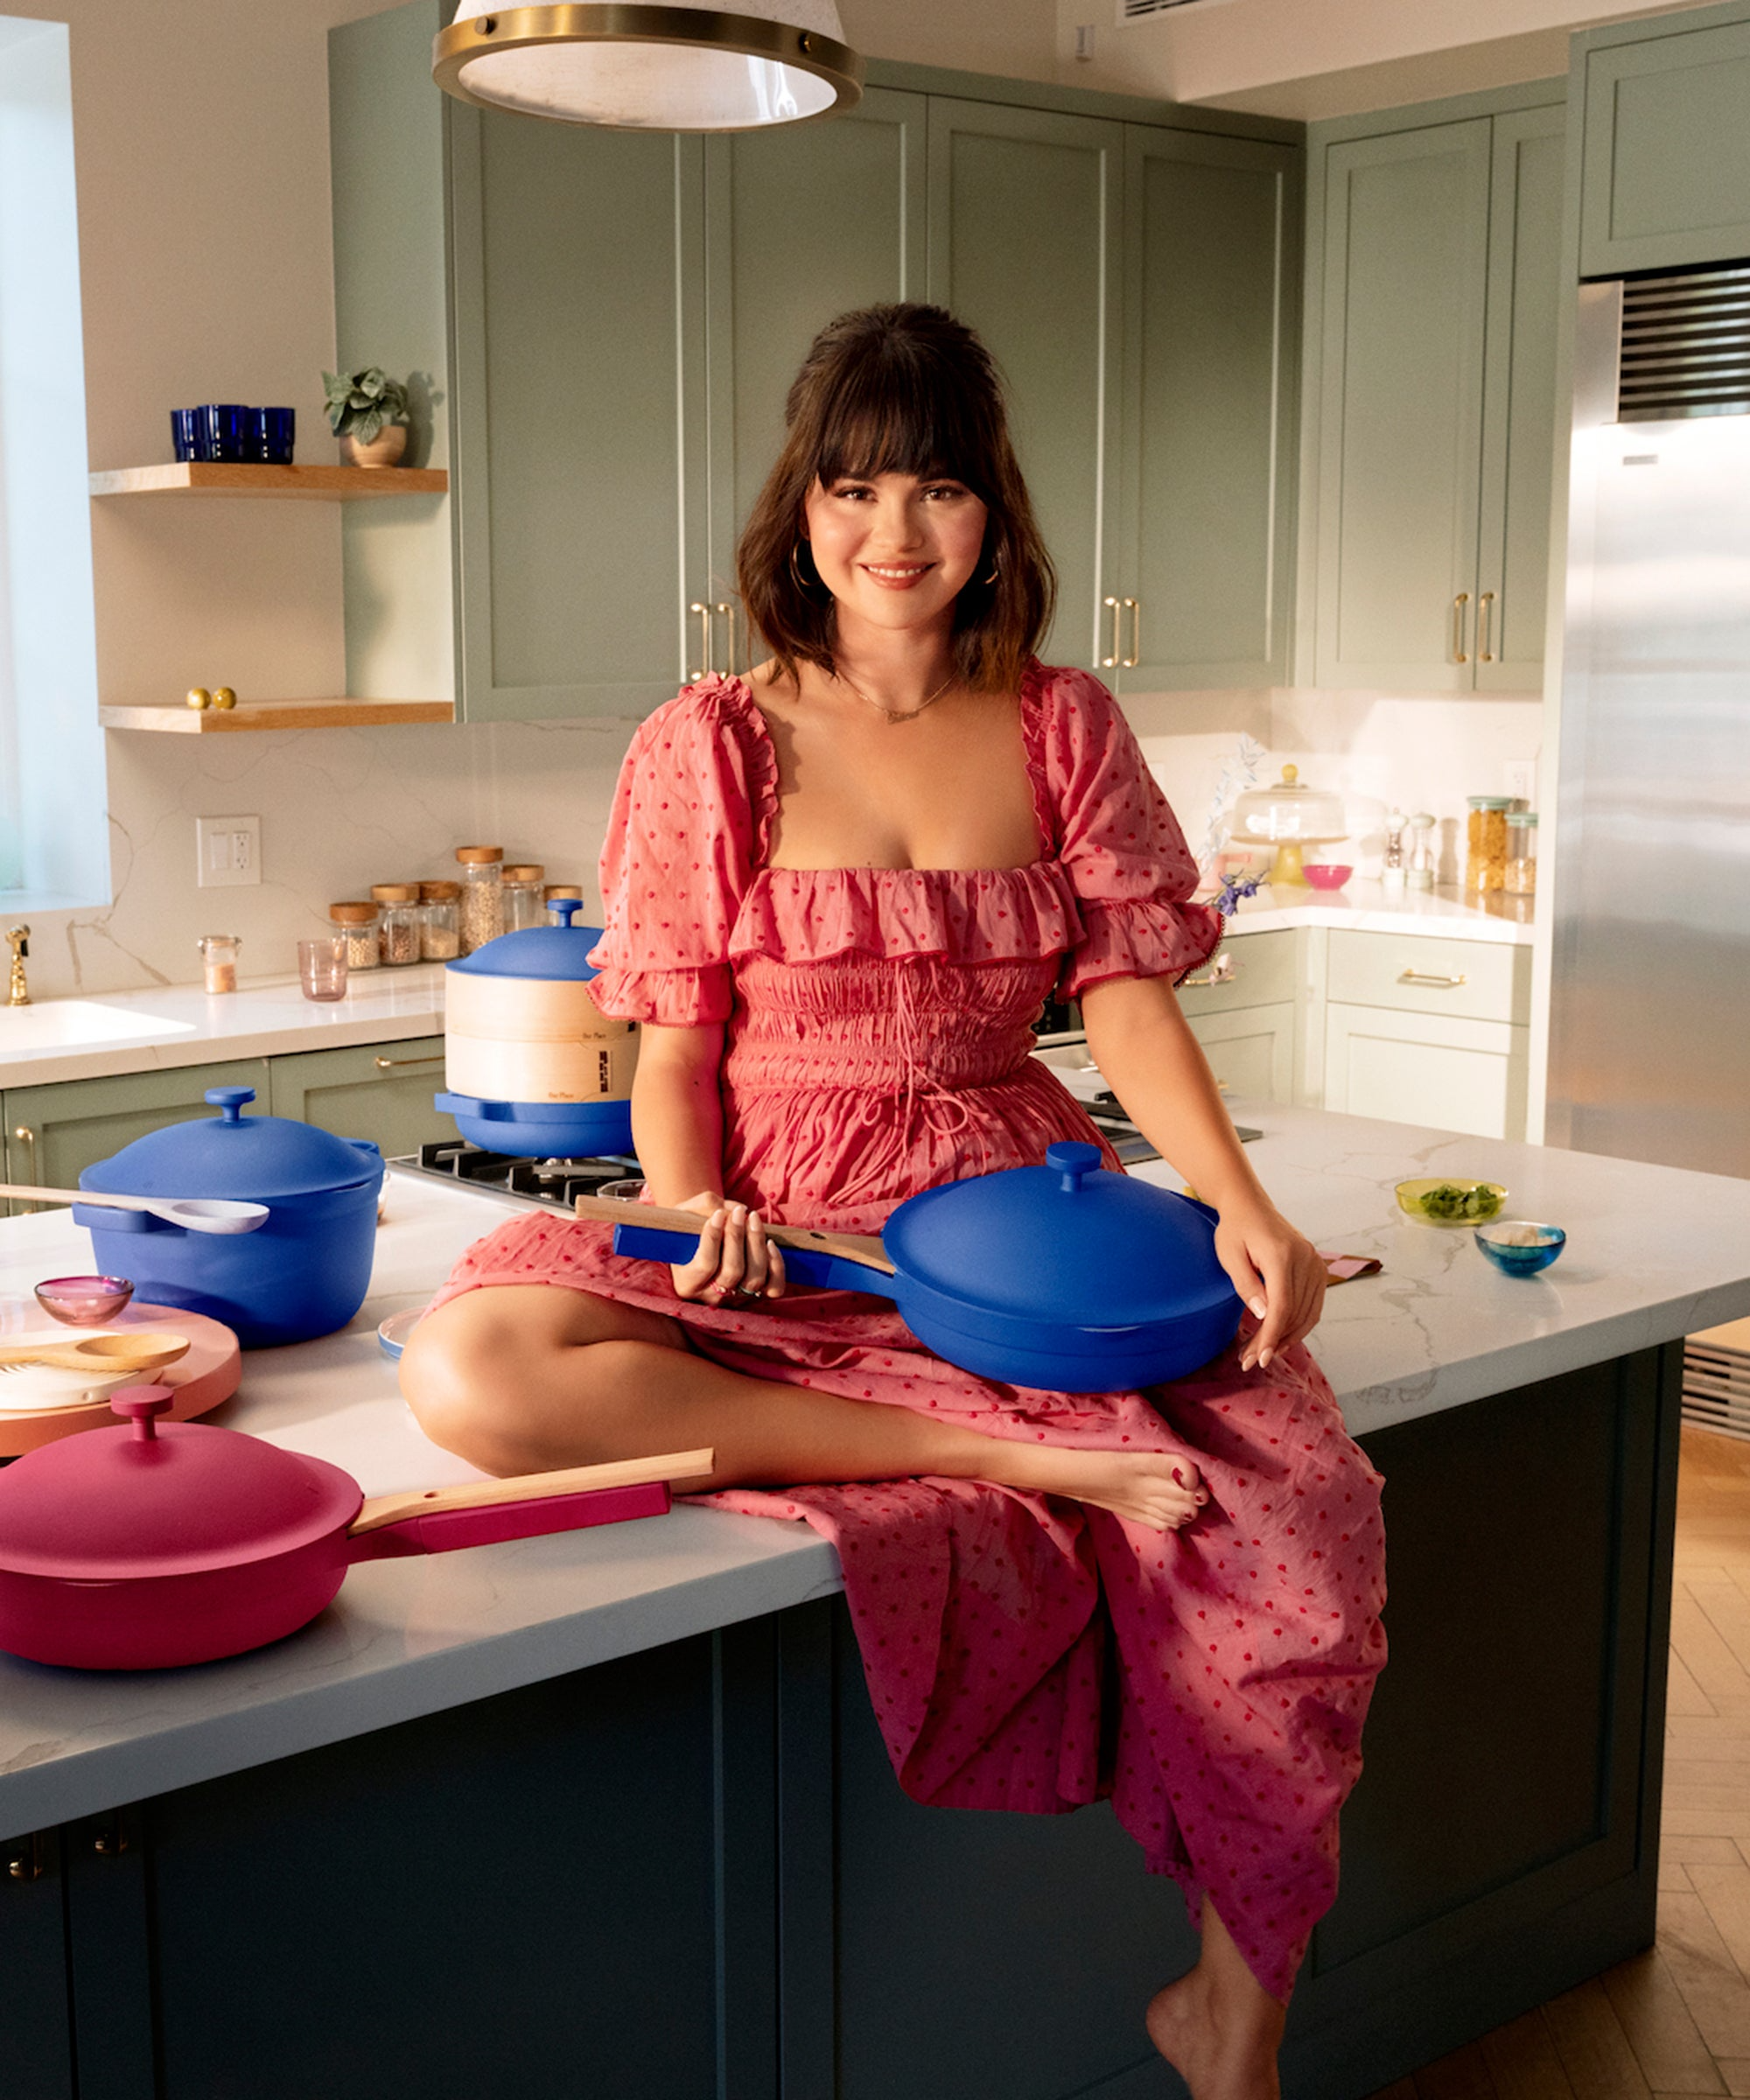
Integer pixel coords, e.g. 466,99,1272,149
1210,877,1535,946
0,963,450,1089
3,1103,1745,1839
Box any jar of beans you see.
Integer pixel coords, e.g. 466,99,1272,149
371,884,424,967
502,863,546,934
329,901,382,970
455,845,505,954
419,880,461,961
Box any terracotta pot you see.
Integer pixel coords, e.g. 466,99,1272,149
340,424,408,468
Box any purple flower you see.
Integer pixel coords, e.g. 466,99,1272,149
1213,872,1264,919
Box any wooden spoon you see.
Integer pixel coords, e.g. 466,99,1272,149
0,1333,191,1376
570,1193,894,1273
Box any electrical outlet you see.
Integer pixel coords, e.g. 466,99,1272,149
1504,760,1536,808
196,815,262,889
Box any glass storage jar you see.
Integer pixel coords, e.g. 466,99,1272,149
454,845,504,955
370,884,423,967
1504,811,1538,896
543,884,583,914
329,901,382,970
196,934,241,995
1465,796,1513,892
501,863,546,934
419,880,461,961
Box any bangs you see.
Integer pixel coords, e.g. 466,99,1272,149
808,353,987,493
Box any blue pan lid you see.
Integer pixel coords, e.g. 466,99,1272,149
447,897,606,981
885,1142,1237,1330
80,1088,383,1201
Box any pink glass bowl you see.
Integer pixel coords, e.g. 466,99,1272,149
33,1276,135,1326
1302,864,1354,890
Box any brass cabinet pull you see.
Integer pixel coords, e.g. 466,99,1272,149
9,1124,38,1208
7,1832,46,1882
1122,598,1141,668
373,1055,444,1072
1181,954,1239,990
1477,591,1496,663
688,600,713,682
1398,970,1467,989
92,1811,128,1858
714,601,738,678
1452,592,1470,664
1101,594,1121,670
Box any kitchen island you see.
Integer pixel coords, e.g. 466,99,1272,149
4,1104,1748,2100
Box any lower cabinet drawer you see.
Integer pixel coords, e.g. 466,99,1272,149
1325,1004,1529,1141
1175,928,1298,1018
1327,930,1530,1026
1186,1002,1296,1106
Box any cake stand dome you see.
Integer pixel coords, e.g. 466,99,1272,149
1227,765,1348,886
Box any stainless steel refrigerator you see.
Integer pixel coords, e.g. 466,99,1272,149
1546,268,1750,1182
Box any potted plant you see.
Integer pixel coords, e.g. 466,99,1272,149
322,367,411,467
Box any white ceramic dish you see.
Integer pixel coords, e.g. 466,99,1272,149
0,1360,136,1413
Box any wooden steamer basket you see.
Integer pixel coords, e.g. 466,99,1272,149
435,899,639,1155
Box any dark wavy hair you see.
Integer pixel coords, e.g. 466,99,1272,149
737,304,1055,695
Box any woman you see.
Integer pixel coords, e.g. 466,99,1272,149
402,304,1385,2098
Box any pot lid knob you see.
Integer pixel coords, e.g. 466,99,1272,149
1046,1140,1102,1192
205,1086,256,1124
547,898,581,928
111,1386,176,1440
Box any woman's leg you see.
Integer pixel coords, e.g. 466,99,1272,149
400,1284,1204,1528
1145,1895,1287,2100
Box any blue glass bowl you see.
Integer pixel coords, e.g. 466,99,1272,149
1474,1220,1565,1276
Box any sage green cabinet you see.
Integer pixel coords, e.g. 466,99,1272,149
265,1038,451,1158
1578,5,1750,277
3,1060,270,1198
1308,95,1564,694
1176,930,1299,1105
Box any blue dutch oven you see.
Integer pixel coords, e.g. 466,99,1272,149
601,1141,1243,1391
74,1088,383,1348
436,898,637,1157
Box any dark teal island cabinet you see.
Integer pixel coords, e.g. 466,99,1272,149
8,1104,1747,2100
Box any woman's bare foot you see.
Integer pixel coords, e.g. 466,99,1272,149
1009,1445,1205,1528
1145,1900,1285,2100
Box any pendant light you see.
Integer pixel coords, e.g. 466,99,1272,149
433,3,864,132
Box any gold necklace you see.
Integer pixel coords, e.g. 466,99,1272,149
831,666,959,724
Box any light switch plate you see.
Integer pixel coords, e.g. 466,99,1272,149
196,815,262,888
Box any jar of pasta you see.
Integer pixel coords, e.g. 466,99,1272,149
1465,796,1512,892
454,845,505,955
370,884,423,967
502,863,546,934
419,881,461,961
329,901,382,970
1504,811,1538,896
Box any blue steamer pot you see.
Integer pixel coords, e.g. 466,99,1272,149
73,1088,383,1348
436,900,635,1158
614,1142,1243,1392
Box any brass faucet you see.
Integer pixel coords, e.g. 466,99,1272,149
5,925,29,1007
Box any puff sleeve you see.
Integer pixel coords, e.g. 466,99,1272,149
1037,668,1222,999
586,680,774,1026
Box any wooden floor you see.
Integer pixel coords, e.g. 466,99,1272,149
1367,1427,1750,2100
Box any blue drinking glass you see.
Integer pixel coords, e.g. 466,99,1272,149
250,407,296,465
170,409,200,462
197,404,248,463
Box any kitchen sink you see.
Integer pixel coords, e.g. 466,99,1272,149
0,1000,197,1050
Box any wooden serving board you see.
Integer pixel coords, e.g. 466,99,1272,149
0,1302,242,1456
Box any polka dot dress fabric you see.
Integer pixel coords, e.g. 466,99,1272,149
428,664,1387,2003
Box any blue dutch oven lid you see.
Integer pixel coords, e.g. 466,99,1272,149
886,1142,1237,1330
80,1088,382,1201
447,898,606,981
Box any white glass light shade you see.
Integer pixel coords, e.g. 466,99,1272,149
435,3,863,131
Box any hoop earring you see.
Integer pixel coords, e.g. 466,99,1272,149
980,547,1002,587
790,540,830,599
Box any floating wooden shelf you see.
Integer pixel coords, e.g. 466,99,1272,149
88,463,449,500
98,698,454,733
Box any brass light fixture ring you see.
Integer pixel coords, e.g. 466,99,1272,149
434,5,865,129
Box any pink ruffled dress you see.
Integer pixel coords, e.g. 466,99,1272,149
429,664,1387,2002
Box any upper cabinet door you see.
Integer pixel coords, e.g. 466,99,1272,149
1314,121,1493,692
1116,126,1300,692
1474,105,1564,696
704,89,928,673
449,108,708,718
926,100,1124,674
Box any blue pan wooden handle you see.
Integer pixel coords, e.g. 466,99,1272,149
608,1221,898,1297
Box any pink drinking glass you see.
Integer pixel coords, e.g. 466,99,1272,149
298,937,347,1003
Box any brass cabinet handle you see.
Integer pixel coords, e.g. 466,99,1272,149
688,600,713,682
7,1832,46,1882
1477,591,1495,663
1398,970,1468,988
373,1054,444,1072
1181,954,1239,990
1452,592,1470,664
714,601,738,677
1122,597,1141,668
9,1124,38,1208
92,1811,129,1858
1101,594,1121,670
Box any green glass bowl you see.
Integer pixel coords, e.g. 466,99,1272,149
1395,1177,1508,1228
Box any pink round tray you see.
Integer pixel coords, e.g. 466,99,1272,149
0,1301,242,1457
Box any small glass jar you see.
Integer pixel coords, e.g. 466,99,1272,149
197,934,241,995
371,883,423,967
1504,811,1538,896
455,845,504,955
419,880,461,961
1465,796,1513,893
501,863,546,934
329,901,382,970
542,884,583,918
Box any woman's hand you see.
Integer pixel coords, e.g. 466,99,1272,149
1214,1200,1326,1372
667,1193,788,1308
